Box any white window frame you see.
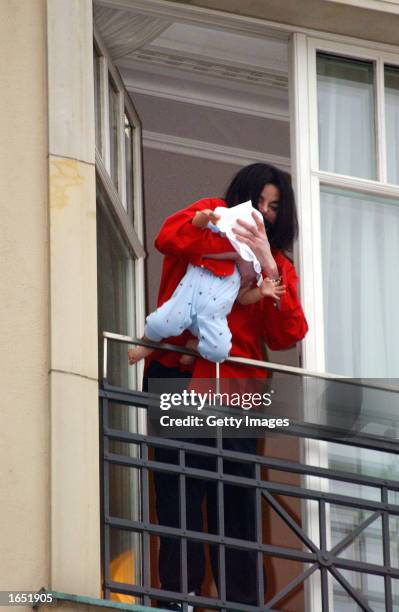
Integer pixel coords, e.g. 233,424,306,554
290,32,399,612
94,26,148,588
291,34,399,375
94,25,146,391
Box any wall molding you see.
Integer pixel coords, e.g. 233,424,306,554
143,129,291,170
124,47,288,90
122,61,289,122
123,78,289,122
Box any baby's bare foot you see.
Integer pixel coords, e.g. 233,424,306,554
128,345,153,365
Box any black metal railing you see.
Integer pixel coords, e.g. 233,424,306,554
100,332,399,612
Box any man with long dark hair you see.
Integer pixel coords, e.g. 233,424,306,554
142,163,308,610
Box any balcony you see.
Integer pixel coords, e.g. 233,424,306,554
100,332,399,612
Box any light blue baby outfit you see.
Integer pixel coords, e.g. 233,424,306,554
145,263,241,363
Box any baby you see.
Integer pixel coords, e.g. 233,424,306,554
128,204,285,366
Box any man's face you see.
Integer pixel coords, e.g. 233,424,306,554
257,184,280,228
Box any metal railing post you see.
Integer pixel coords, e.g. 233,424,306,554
103,335,108,382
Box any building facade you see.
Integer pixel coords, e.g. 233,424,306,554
1,1,399,611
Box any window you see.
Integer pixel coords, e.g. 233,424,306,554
93,44,103,154
108,78,120,191
94,28,146,602
97,186,135,388
316,54,376,180
93,26,144,236
291,34,399,611
124,113,134,221
292,37,399,377
315,47,399,378
320,186,399,377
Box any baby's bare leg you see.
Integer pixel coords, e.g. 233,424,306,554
128,337,154,365
179,337,199,365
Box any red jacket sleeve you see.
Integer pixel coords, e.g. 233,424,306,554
261,252,308,350
155,198,236,258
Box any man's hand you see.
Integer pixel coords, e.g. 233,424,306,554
232,212,279,279
192,209,221,229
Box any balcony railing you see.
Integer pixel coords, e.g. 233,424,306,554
100,331,399,612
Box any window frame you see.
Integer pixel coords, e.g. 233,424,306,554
290,33,399,612
94,25,146,391
93,26,145,243
291,34,399,374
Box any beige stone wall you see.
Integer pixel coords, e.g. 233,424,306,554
0,0,101,608
0,0,50,603
47,0,100,598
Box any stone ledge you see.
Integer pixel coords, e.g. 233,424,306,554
35,591,167,611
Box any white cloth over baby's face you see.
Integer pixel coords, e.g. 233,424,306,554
213,200,264,286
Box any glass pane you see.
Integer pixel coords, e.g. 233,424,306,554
93,46,102,154
276,436,399,481
317,53,376,179
330,506,383,566
332,570,385,612
326,445,399,611
108,403,142,460
109,465,141,522
320,185,399,377
109,528,142,603
328,442,399,481
390,515,399,569
97,186,134,386
108,78,119,190
385,65,399,184
124,113,134,219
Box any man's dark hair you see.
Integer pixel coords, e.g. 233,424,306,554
223,163,298,250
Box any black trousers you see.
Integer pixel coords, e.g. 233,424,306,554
144,361,261,606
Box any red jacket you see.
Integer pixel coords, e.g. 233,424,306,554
146,197,308,378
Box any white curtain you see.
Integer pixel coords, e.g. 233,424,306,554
317,54,376,180
316,56,399,612
321,188,399,377
320,188,399,610
317,55,399,377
